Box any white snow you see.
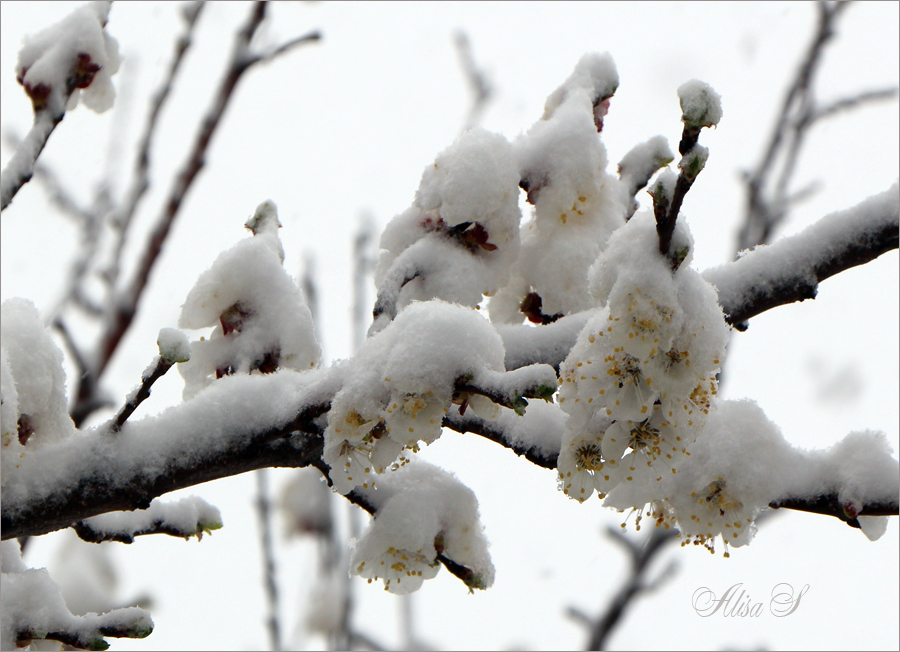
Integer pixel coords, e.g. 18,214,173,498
702,183,900,319
156,328,190,364
80,496,223,540
1,298,75,483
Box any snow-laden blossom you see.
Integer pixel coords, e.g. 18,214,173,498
384,391,448,447
325,300,516,494
178,200,320,399
600,404,696,514
374,128,521,318
16,1,120,115
666,400,799,556
1,299,76,483
492,55,628,322
351,460,494,594
558,210,729,513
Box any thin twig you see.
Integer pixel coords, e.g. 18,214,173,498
737,1,863,253
108,356,174,434
454,31,493,132
73,3,320,426
255,469,283,651
105,1,206,290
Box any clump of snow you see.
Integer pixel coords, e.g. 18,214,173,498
678,144,709,181
678,79,722,129
156,328,190,364
15,1,120,115
373,128,521,319
542,52,619,122
815,431,899,520
1,299,75,483
617,135,675,200
664,399,799,554
178,200,320,399
351,460,494,594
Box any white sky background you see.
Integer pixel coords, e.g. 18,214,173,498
1,1,898,651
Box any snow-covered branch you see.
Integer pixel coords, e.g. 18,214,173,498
1,371,336,540
705,184,899,329
72,496,222,544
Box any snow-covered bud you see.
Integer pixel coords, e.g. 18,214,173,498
156,328,190,365
678,80,722,130
245,199,281,236
678,145,709,182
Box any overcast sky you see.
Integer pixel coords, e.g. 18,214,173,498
2,2,898,651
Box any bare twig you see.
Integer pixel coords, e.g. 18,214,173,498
734,1,894,254
582,526,679,650
108,356,175,434
811,87,899,122
105,1,206,290
454,31,493,132
255,469,283,651
71,3,320,426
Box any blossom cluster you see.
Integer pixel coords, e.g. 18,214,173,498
323,299,555,495
557,211,730,517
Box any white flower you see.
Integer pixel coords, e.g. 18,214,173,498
557,423,620,502
601,404,687,509
673,477,756,557
322,410,382,494
600,350,658,422
352,546,441,595
384,391,447,447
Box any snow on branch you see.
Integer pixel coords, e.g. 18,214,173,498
1,539,152,651
496,186,898,370
705,183,899,329
72,496,222,544
1,370,338,541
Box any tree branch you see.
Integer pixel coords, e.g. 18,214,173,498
704,184,898,329
1,110,64,212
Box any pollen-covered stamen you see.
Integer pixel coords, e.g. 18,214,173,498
628,418,662,458
701,478,743,516
575,442,604,471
